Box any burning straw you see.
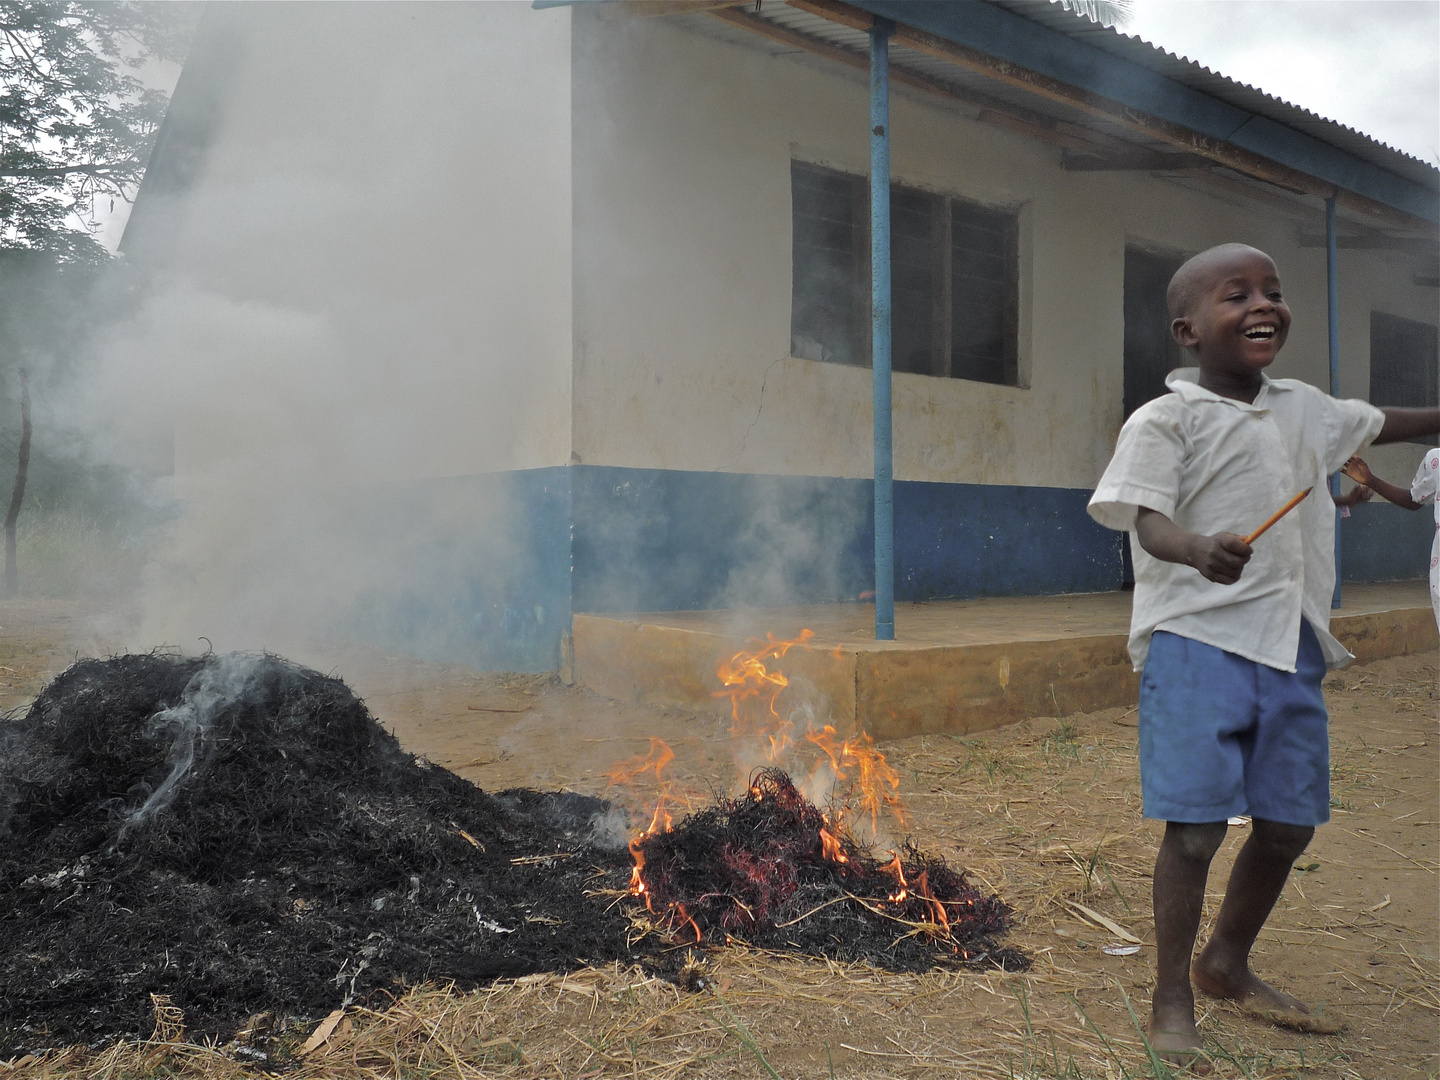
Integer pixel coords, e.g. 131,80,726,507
630,769,1025,971
610,631,1028,972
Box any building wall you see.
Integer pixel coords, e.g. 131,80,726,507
119,5,1433,670
1334,248,1437,485
569,13,1436,610
571,468,1117,613
573,11,1121,488
571,13,1425,484
1332,247,1436,582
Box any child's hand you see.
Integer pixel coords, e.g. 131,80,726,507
1332,483,1374,507
1342,456,1373,485
1187,532,1252,585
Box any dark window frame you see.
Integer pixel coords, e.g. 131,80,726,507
789,160,1021,386
1122,244,1189,418
1370,311,1439,445
790,162,870,368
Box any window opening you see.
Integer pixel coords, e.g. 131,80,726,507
790,161,1019,386
1370,312,1438,445
1122,246,1187,418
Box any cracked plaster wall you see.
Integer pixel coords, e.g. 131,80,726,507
570,13,1435,492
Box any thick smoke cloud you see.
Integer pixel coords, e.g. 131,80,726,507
67,3,573,668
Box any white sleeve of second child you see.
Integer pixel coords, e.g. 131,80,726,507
1410,448,1440,505
1088,404,1186,532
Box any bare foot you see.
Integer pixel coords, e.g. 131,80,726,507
1193,954,1344,1034
1148,1027,1213,1075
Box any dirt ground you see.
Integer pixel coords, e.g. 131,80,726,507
0,600,1435,1079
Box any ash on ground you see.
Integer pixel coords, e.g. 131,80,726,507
0,652,640,1056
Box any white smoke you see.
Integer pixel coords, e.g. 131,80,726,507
60,2,571,670
122,652,259,834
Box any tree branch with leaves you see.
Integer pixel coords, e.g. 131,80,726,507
0,1,195,263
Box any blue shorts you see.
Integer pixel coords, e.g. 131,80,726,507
1139,621,1330,827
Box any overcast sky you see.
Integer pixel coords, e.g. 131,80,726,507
1121,0,1440,165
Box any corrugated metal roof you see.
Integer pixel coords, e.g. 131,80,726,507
548,0,1437,221
751,3,1181,155
986,0,1437,192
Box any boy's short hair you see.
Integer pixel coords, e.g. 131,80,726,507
1166,243,1274,320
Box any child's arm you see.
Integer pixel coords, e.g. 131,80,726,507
1134,507,1253,585
1341,456,1422,511
1332,484,1373,508
1374,407,1440,445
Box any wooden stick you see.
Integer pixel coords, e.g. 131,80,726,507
1244,487,1313,544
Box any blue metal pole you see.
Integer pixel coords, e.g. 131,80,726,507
870,19,894,641
1327,193,1342,609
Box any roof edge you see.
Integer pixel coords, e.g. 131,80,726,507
853,0,1438,225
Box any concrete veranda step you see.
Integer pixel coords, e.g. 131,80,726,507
572,581,1436,738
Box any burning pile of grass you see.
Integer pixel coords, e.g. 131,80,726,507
631,769,1027,972
1,644,1029,1060
0,652,642,1058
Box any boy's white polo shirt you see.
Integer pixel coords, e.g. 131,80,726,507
1089,369,1384,673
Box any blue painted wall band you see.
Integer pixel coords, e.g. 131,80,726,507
571,466,1122,614
334,466,1430,673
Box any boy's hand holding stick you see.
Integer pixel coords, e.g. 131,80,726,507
1138,486,1313,587
1244,487,1313,544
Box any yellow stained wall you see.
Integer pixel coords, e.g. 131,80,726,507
572,13,1437,489
135,5,1434,496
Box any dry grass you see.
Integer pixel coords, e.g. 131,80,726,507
3,656,1435,1080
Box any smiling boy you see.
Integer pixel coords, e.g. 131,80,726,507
1087,243,1440,1068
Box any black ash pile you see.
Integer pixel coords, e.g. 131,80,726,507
0,652,640,1056
632,770,1027,973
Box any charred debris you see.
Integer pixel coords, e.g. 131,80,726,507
631,769,1026,972
0,652,1022,1055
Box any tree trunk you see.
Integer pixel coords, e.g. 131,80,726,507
5,369,31,598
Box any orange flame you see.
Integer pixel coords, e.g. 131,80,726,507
714,630,815,759
882,852,908,901
606,736,675,787
819,824,848,864
879,856,952,930
611,627,947,942
674,902,701,943
606,737,680,903
913,868,950,930
628,837,650,907
806,725,906,831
